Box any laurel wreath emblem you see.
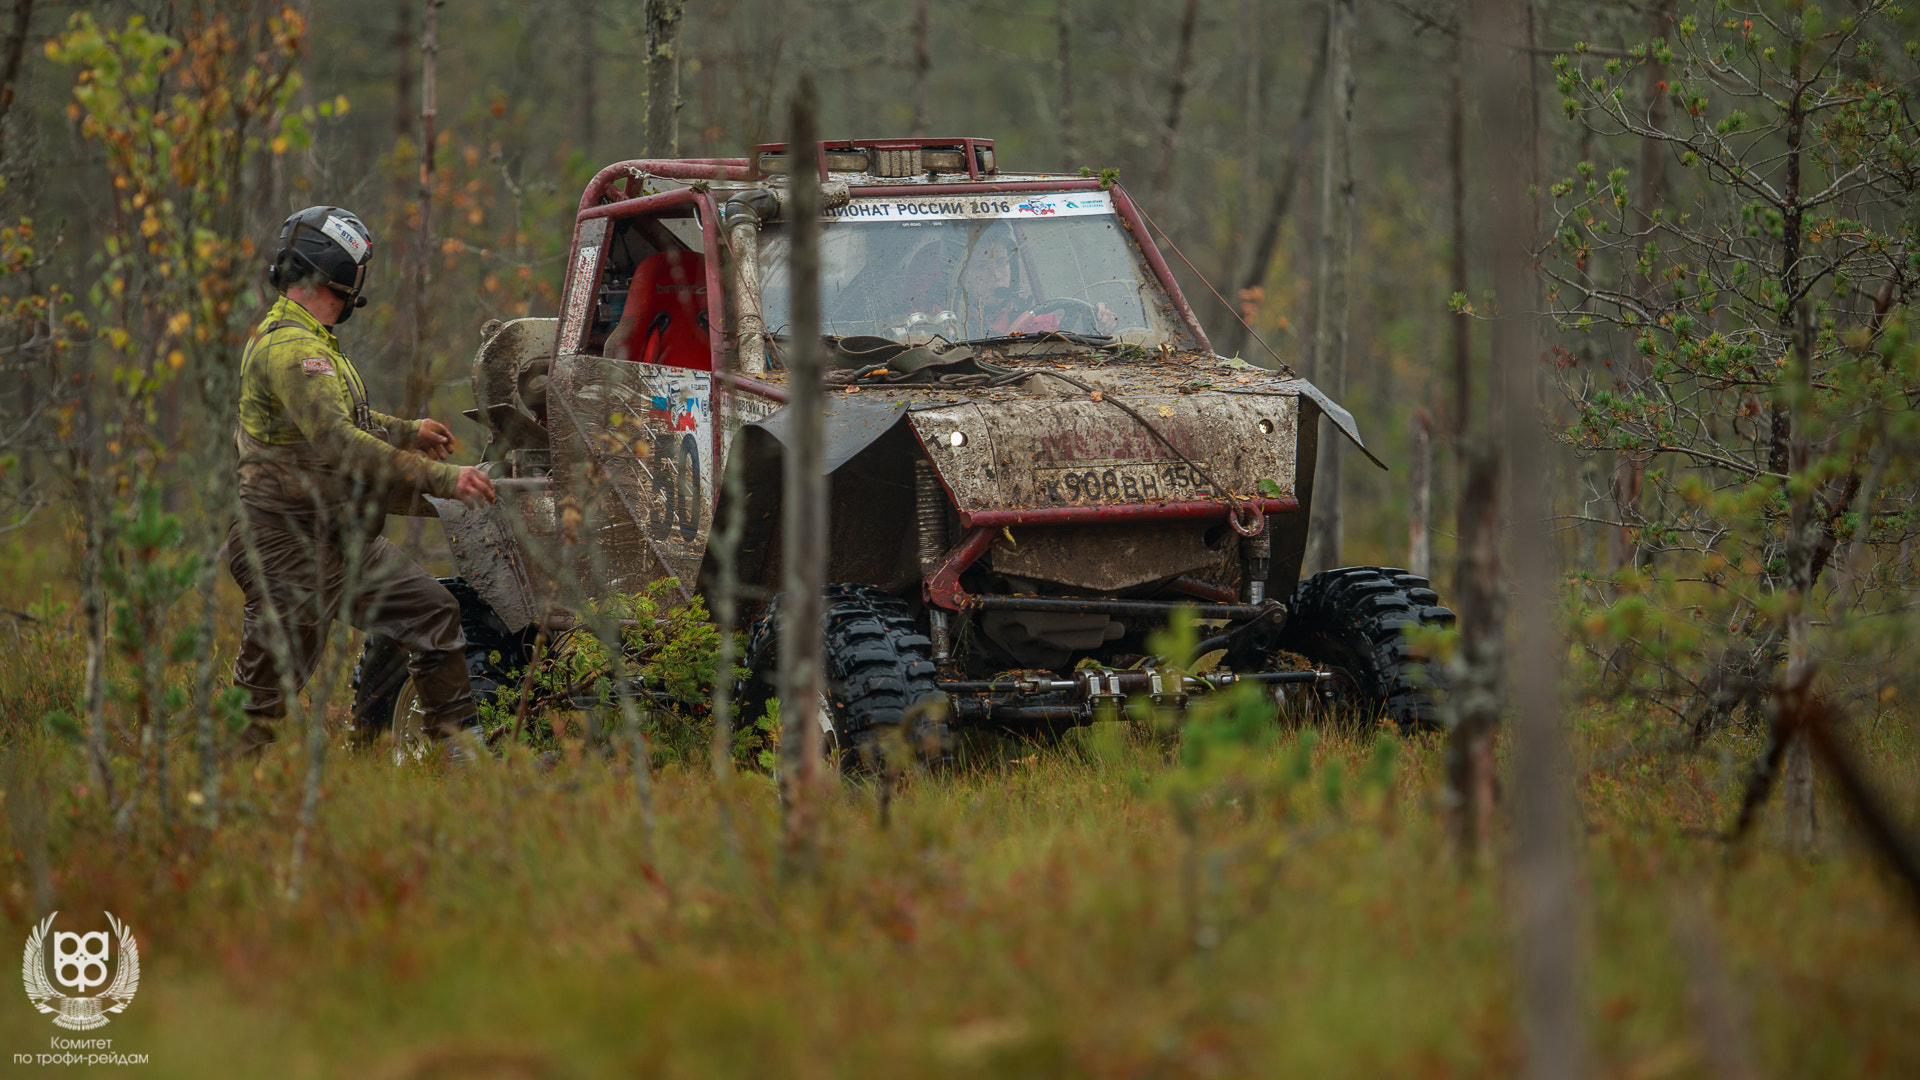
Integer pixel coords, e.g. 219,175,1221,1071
21,912,140,1031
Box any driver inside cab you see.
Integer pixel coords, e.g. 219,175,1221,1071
913,227,1120,339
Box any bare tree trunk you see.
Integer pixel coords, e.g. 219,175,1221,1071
1469,1,1585,1076
1606,1,1671,577
779,76,825,867
910,0,930,137
403,0,439,556
1449,35,1470,436
392,3,411,139
1408,409,1431,579
1447,443,1501,867
1304,0,1353,574
1442,6,1494,876
1153,0,1200,199
1634,1,1671,233
1239,0,1259,287
0,0,34,165
1056,0,1079,168
78,465,112,807
1219,16,1327,361
710,447,748,780
577,0,598,155
645,0,687,158
1759,24,1818,846
1781,305,1817,852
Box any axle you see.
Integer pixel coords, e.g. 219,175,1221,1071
938,665,1332,728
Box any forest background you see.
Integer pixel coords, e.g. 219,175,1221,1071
0,0,1915,1077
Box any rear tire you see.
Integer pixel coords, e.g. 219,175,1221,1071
1276,566,1454,730
350,578,535,758
741,584,947,773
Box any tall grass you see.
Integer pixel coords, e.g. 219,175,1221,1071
1,691,1915,1078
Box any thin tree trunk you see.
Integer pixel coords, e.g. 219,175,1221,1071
1469,2,1585,1078
1442,7,1497,873
1305,0,1354,574
1607,0,1671,577
710,447,748,779
1764,23,1818,847
1449,35,1470,437
1219,16,1327,361
577,0,598,155
779,76,825,867
645,0,687,158
1408,409,1431,579
1634,1,1671,234
392,3,411,139
79,467,111,808
0,0,34,165
404,0,438,557
1447,443,1501,867
1240,0,1259,280
1056,0,1079,168
1782,304,1817,852
405,0,436,421
910,0,930,137
1153,0,1200,199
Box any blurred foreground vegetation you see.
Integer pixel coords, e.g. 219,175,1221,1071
1,604,1916,1078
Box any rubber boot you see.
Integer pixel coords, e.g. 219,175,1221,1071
434,715,488,771
237,716,279,758
410,650,484,770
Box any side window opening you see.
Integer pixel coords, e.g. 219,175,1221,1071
590,211,709,367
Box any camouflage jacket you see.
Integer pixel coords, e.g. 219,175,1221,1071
235,296,460,519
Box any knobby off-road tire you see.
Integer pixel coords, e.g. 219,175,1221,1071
742,584,948,773
1276,566,1455,730
350,578,534,757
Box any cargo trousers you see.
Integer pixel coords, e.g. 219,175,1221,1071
226,515,474,750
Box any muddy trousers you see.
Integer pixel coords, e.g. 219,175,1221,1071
226,520,473,750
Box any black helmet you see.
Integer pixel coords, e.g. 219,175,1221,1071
268,206,373,322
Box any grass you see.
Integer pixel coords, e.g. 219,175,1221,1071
2,649,1918,1078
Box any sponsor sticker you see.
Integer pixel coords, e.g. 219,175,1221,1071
821,191,1113,223
302,357,336,376
319,215,369,262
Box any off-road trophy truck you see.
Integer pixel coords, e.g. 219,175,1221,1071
352,137,1455,763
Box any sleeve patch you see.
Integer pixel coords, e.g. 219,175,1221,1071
302,357,336,376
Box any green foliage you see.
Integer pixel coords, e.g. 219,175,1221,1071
1545,4,1920,722
478,579,751,768
101,486,198,666
50,8,317,403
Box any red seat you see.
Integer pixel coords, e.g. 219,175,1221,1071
611,250,710,369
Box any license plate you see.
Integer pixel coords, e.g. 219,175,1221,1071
1032,462,1215,505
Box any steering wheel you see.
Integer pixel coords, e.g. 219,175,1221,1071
1022,296,1102,334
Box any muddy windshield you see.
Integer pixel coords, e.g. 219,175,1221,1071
756,191,1187,347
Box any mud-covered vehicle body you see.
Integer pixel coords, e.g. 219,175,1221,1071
355,137,1452,753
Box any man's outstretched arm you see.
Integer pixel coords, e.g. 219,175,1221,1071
268,354,463,499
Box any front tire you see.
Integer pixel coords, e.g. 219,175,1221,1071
741,584,947,773
1276,566,1454,730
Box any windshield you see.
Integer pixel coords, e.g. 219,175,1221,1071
757,191,1185,347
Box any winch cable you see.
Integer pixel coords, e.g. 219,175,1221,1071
1130,201,1295,375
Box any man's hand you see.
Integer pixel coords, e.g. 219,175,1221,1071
415,418,455,461
455,465,497,507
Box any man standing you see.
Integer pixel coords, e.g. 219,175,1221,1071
227,205,496,757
